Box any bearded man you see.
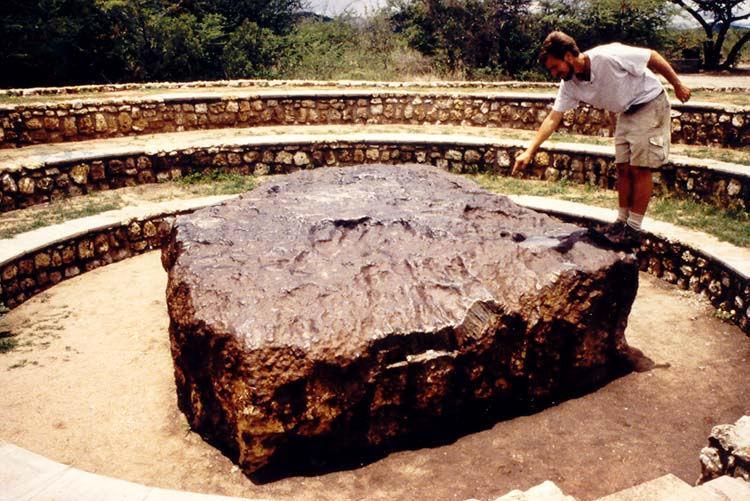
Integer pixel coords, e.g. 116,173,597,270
512,31,692,246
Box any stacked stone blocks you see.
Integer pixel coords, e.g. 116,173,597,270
1,140,747,214
0,215,172,309
1,93,748,148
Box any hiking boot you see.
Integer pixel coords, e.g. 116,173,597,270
605,223,643,252
605,220,627,236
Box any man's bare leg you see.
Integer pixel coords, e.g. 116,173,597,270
616,163,631,223
628,166,654,231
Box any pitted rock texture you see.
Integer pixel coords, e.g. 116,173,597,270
162,164,639,475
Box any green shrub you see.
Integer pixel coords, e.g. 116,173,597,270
0,303,14,354
280,14,430,81
179,169,257,194
536,0,676,55
223,20,286,78
389,0,539,79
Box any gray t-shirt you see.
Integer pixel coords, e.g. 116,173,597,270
552,42,664,114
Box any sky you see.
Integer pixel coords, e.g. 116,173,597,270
306,0,386,16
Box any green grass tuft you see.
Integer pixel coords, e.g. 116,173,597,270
0,336,17,354
648,196,750,248
178,169,257,195
0,199,122,239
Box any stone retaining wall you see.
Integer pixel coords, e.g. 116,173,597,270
1,93,748,148
0,213,172,310
556,214,749,334
1,198,747,335
1,139,747,213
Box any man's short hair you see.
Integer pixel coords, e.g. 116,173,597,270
539,31,580,65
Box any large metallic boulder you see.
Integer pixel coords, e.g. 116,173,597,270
162,164,638,476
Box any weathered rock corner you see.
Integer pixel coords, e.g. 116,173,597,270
699,415,750,484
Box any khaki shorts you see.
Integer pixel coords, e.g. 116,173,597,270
614,91,671,168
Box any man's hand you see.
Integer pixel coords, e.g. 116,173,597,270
512,150,533,176
674,82,691,103
648,51,692,104
512,110,561,176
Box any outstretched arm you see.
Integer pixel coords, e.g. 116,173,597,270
648,50,691,103
512,110,564,176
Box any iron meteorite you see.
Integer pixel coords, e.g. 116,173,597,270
162,164,638,475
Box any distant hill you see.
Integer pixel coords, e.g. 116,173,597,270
294,11,333,23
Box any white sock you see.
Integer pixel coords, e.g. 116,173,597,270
617,207,629,223
627,212,644,231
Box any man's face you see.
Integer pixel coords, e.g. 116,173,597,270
545,55,574,81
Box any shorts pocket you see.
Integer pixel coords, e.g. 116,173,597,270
648,135,667,165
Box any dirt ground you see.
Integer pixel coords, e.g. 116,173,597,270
0,251,749,500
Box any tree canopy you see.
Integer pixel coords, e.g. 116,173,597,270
670,0,750,68
0,0,302,86
1,0,748,88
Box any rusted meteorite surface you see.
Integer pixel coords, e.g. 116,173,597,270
162,164,638,475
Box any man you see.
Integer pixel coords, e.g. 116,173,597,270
512,31,692,246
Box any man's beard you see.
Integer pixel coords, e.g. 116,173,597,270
562,63,574,81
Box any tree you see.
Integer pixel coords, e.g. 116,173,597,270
187,0,303,33
222,20,285,78
537,0,675,54
99,0,302,81
670,0,750,69
388,0,537,78
0,0,116,87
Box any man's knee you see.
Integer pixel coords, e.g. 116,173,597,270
631,165,653,179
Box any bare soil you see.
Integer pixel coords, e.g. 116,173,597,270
0,252,749,500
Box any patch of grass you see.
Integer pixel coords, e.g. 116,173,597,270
548,132,614,147
7,358,37,370
648,196,750,248
178,169,256,195
470,174,750,248
676,146,750,166
0,219,47,238
714,308,735,322
471,174,617,205
63,201,122,218
0,198,123,239
0,335,17,354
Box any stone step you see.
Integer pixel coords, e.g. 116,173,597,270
595,473,723,501
1,126,746,179
697,476,750,500
0,442,263,501
0,442,70,500
491,480,576,500
510,195,750,280
0,77,740,100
